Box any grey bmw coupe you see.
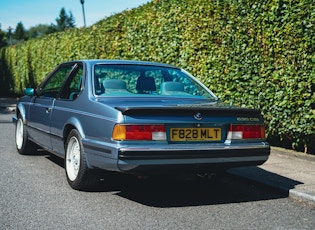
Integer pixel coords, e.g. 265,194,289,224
13,60,270,190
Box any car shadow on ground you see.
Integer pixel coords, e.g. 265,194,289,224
45,152,295,208
111,174,290,208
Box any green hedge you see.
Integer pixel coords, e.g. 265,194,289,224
0,0,314,153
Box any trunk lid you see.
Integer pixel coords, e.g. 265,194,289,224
99,97,265,143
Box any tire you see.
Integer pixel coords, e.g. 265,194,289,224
65,129,98,190
15,115,37,155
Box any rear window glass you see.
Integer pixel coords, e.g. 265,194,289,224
93,64,216,99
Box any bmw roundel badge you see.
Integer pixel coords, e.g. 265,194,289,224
194,112,203,121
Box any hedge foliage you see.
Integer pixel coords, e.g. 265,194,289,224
0,0,314,152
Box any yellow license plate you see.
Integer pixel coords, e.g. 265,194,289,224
170,128,221,141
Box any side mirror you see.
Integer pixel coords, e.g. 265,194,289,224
24,88,35,96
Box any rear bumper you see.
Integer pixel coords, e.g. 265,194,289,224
117,144,270,175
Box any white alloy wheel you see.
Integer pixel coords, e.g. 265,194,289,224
16,118,24,150
66,136,81,181
65,129,98,190
15,115,36,155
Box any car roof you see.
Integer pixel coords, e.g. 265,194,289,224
67,59,180,69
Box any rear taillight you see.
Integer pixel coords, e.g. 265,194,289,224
112,124,166,141
227,124,265,140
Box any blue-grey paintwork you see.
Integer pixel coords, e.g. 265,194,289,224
14,60,270,175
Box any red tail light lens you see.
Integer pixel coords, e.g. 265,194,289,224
227,124,265,140
112,124,166,141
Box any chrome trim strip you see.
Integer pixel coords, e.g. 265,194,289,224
118,144,270,152
119,156,269,165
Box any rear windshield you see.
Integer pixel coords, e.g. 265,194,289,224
93,64,217,99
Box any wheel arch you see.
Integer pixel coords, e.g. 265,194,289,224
63,117,86,148
16,103,26,121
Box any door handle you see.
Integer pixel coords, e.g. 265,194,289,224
46,108,52,113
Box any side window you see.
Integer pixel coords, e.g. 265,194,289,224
41,64,75,98
60,63,84,100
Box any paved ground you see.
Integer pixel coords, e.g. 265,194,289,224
2,97,315,204
229,147,315,204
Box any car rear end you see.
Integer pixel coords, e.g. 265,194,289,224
112,105,270,176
